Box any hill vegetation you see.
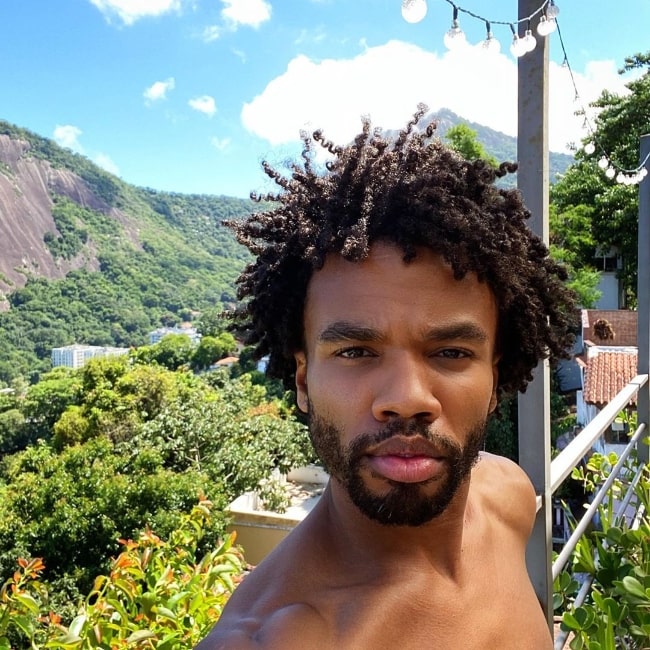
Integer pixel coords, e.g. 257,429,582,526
0,120,254,383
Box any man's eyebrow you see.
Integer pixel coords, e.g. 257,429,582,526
316,321,489,344
317,321,384,343
424,322,489,342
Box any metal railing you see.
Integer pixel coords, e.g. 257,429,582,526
549,375,647,648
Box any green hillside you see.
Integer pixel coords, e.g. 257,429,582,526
0,121,254,383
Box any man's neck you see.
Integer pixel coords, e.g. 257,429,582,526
312,478,474,581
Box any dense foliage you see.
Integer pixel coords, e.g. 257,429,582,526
557,450,650,648
0,353,314,610
0,501,246,649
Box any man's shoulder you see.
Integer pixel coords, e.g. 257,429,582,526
472,452,537,532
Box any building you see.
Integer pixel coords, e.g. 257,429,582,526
574,309,638,454
51,344,130,370
148,326,202,345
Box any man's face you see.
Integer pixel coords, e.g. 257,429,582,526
294,242,500,527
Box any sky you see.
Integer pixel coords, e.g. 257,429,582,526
1,0,648,199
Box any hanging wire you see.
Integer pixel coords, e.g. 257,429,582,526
555,21,650,182
442,0,548,28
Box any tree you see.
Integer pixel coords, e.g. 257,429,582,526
549,203,602,307
551,51,650,304
192,333,237,370
445,124,498,167
132,334,195,371
20,367,82,444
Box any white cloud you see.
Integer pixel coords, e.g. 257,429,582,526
89,0,184,25
94,153,120,176
53,126,120,176
232,48,247,63
221,0,271,29
189,95,217,116
211,136,231,151
144,77,176,104
203,25,222,42
241,40,633,155
294,27,326,46
53,125,84,152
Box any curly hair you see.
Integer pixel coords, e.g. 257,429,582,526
226,105,577,400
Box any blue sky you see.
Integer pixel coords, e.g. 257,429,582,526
1,0,648,198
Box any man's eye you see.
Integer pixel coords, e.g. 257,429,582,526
436,349,470,359
336,347,372,359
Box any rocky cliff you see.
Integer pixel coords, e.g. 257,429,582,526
0,134,137,304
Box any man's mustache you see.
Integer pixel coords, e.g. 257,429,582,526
347,418,462,462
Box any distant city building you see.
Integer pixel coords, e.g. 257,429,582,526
148,326,202,345
51,344,130,370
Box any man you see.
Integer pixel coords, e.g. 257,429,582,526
197,106,576,649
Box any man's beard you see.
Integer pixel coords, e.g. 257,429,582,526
307,406,486,527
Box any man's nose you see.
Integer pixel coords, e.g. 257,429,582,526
370,354,442,422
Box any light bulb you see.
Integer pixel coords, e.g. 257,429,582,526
597,156,609,169
537,15,557,36
510,34,527,58
481,34,501,54
522,29,537,52
401,0,427,24
584,142,595,155
546,1,560,19
641,168,649,179
616,172,625,184
605,167,616,179
479,29,501,54
444,20,467,50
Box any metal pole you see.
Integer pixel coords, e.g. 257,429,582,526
637,134,650,465
516,0,553,631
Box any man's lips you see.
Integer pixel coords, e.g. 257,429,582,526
363,436,448,484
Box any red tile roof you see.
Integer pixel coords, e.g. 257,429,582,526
583,351,638,406
581,309,637,347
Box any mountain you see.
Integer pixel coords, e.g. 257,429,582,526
423,108,574,184
0,120,253,381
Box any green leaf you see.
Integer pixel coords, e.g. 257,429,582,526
68,614,87,638
126,629,157,644
620,576,647,599
44,632,83,649
14,592,40,615
152,606,177,621
563,612,583,631
12,615,35,638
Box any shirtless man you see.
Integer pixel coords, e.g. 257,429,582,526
196,106,576,649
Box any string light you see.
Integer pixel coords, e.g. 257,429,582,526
536,14,557,36
521,22,537,53
555,22,649,185
401,0,557,59
509,24,527,58
443,6,467,50
401,0,428,24
478,21,501,54
398,0,649,185
546,0,560,19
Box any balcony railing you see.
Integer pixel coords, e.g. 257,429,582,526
541,375,648,648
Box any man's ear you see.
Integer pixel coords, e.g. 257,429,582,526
294,351,308,413
488,355,500,415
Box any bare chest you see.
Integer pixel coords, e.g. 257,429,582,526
318,561,552,650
